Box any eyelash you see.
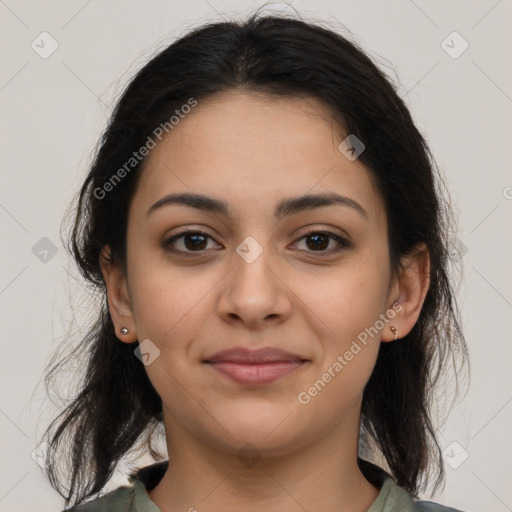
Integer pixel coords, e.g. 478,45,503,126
162,228,352,258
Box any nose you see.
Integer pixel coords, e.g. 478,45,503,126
216,241,292,330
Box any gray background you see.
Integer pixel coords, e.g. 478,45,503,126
1,1,511,511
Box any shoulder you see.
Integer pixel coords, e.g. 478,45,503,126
59,482,136,512
370,475,466,512
58,460,167,512
412,500,465,512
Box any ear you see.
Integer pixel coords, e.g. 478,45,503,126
99,245,137,343
382,242,431,342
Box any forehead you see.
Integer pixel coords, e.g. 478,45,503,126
132,89,386,229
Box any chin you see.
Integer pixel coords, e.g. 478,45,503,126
205,408,306,454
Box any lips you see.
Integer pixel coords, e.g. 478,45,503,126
204,347,306,364
203,347,309,386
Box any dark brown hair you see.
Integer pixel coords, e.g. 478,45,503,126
41,10,469,508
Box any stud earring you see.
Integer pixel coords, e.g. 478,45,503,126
390,325,398,341
120,327,130,335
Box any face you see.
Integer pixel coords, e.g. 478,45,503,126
104,89,408,459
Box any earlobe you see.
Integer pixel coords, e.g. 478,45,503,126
99,245,137,343
382,243,431,343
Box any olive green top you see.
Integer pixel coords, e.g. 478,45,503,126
62,460,464,512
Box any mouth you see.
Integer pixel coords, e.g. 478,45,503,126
203,347,309,386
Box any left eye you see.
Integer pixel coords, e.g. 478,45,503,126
163,230,350,256
293,231,349,254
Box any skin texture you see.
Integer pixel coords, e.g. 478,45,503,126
100,89,430,512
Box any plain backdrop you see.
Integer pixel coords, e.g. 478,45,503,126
1,1,511,511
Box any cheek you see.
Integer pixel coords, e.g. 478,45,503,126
128,255,215,341
296,345,379,431
291,258,387,405
126,262,213,415
294,268,385,413
297,259,388,345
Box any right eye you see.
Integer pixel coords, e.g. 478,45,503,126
163,230,221,256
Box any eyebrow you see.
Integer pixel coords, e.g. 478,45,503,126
146,192,369,220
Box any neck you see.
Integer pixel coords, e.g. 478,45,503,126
147,407,380,512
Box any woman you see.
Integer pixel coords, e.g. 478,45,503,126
42,11,469,512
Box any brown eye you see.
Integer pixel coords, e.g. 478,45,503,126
163,229,351,258
304,233,330,251
163,230,220,255
293,230,351,255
